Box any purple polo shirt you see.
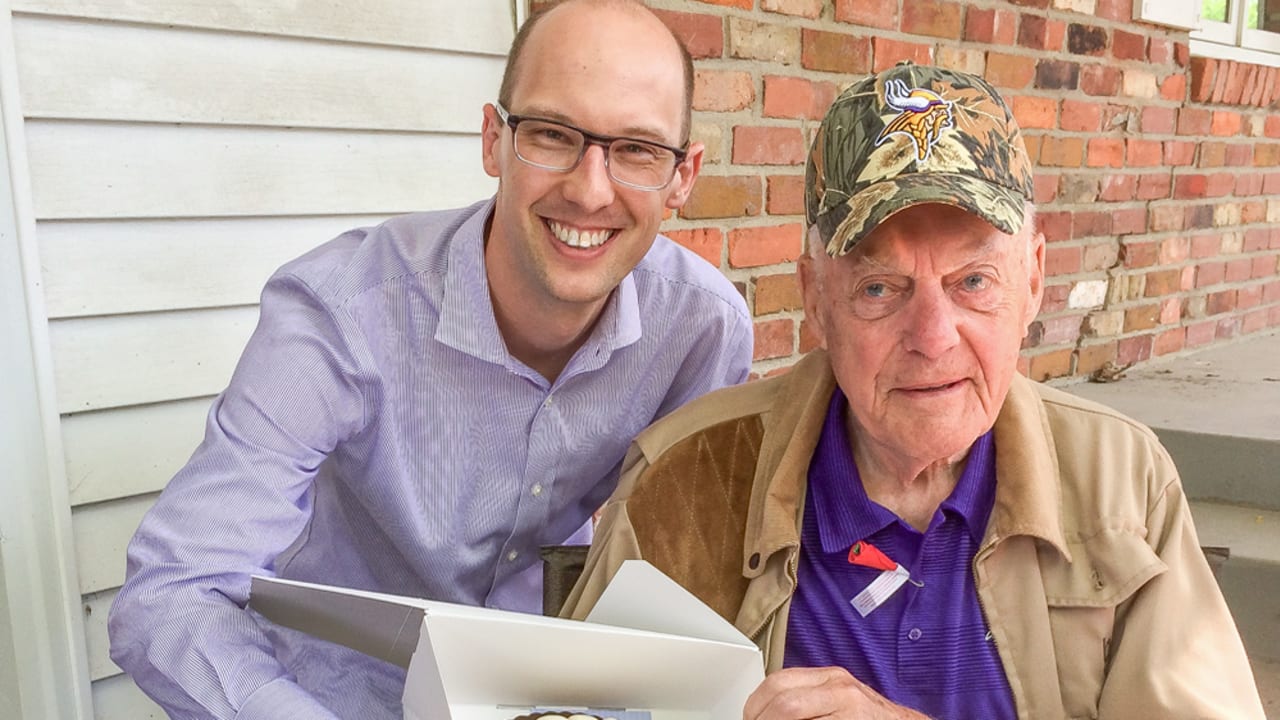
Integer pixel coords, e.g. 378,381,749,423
783,388,1016,720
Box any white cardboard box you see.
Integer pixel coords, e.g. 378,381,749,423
250,560,765,720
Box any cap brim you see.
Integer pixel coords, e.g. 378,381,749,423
821,172,1027,257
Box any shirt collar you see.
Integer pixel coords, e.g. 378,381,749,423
807,386,998,553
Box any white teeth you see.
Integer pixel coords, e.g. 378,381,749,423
549,220,611,248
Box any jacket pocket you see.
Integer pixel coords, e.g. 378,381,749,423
1039,528,1166,720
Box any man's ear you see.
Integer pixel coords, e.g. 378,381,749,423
481,103,503,179
1023,230,1046,328
664,142,704,210
797,252,828,350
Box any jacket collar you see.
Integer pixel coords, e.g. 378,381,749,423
741,353,1072,577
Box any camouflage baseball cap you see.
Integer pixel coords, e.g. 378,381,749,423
805,62,1034,256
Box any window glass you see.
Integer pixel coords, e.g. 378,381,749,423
1203,0,1229,22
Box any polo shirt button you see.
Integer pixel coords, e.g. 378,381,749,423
507,550,519,562
748,553,760,570
907,627,923,641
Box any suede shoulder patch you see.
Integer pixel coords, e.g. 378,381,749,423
627,414,765,623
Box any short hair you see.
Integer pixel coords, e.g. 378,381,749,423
497,0,695,143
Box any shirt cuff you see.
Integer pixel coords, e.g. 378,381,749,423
235,678,342,720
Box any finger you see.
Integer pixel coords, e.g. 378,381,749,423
743,667,859,719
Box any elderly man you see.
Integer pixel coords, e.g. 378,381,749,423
109,1,751,718
563,64,1264,719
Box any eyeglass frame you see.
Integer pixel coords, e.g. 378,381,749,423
493,103,689,191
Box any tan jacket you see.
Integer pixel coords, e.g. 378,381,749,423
563,351,1264,720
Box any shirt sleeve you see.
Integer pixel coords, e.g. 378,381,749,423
107,271,370,719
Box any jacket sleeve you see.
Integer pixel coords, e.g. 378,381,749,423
559,444,650,620
106,272,368,719
1098,450,1265,719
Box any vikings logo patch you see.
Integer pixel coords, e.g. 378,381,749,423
875,79,954,164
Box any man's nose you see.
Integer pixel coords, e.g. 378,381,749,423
561,143,617,211
902,284,961,359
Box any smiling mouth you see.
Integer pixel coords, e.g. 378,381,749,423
547,219,616,248
901,380,964,393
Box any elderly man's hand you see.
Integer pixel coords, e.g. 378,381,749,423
743,667,931,720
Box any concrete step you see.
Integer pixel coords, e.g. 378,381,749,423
1191,500,1280,717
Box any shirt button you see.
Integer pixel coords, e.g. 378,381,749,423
507,550,518,562
531,483,543,497
907,628,923,641
543,396,553,408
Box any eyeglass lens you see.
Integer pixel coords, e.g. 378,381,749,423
513,119,677,190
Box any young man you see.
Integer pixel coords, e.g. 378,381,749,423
564,63,1264,720
108,2,752,717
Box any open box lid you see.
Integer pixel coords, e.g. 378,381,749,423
251,561,764,719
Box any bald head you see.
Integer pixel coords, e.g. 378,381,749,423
498,0,695,143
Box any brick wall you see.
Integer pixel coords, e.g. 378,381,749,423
531,0,1280,380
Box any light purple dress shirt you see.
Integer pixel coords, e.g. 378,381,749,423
108,198,753,719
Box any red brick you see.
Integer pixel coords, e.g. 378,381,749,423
1137,172,1171,200
835,0,898,30
1239,284,1264,309
1112,29,1146,61
1186,320,1216,347
1011,95,1057,129
1159,236,1190,264
1116,334,1153,365
1207,172,1235,197
1029,349,1074,381
1177,107,1212,144
1086,137,1125,168
1099,173,1136,201
1153,328,1186,356
1112,207,1147,234
1124,303,1161,332
1060,100,1102,132
801,29,872,74
1252,255,1276,279
693,70,754,112
728,223,803,268
696,0,752,8
1198,262,1226,287
1164,140,1196,166
1039,136,1085,167
986,52,1037,89
1256,145,1280,167
1126,139,1163,167
1208,289,1238,315
665,227,723,266
1242,308,1270,334
1160,73,1187,102
965,8,1017,45
763,75,837,120
1245,229,1270,252
1199,141,1227,168
652,9,724,60
1189,57,1216,103
762,0,824,19
872,37,934,72
1123,240,1159,267
1175,41,1190,66
1074,210,1113,239
1211,110,1243,137
1225,143,1254,167
682,175,762,219
1038,211,1072,243
1191,234,1221,259
766,174,805,215
1095,0,1132,21
1148,205,1183,233
1149,37,1174,64
1018,16,1066,51
732,126,806,165
1223,63,1249,104
752,318,795,360
902,0,964,39
753,272,803,314
1266,116,1280,139
1173,174,1208,199
1080,65,1121,96
1045,246,1082,276
1140,106,1177,134
1034,174,1058,203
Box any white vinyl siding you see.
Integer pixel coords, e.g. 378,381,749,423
4,1,513,716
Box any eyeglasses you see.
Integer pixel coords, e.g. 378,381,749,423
495,103,688,191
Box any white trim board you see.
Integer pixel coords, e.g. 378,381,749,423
0,1,92,717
